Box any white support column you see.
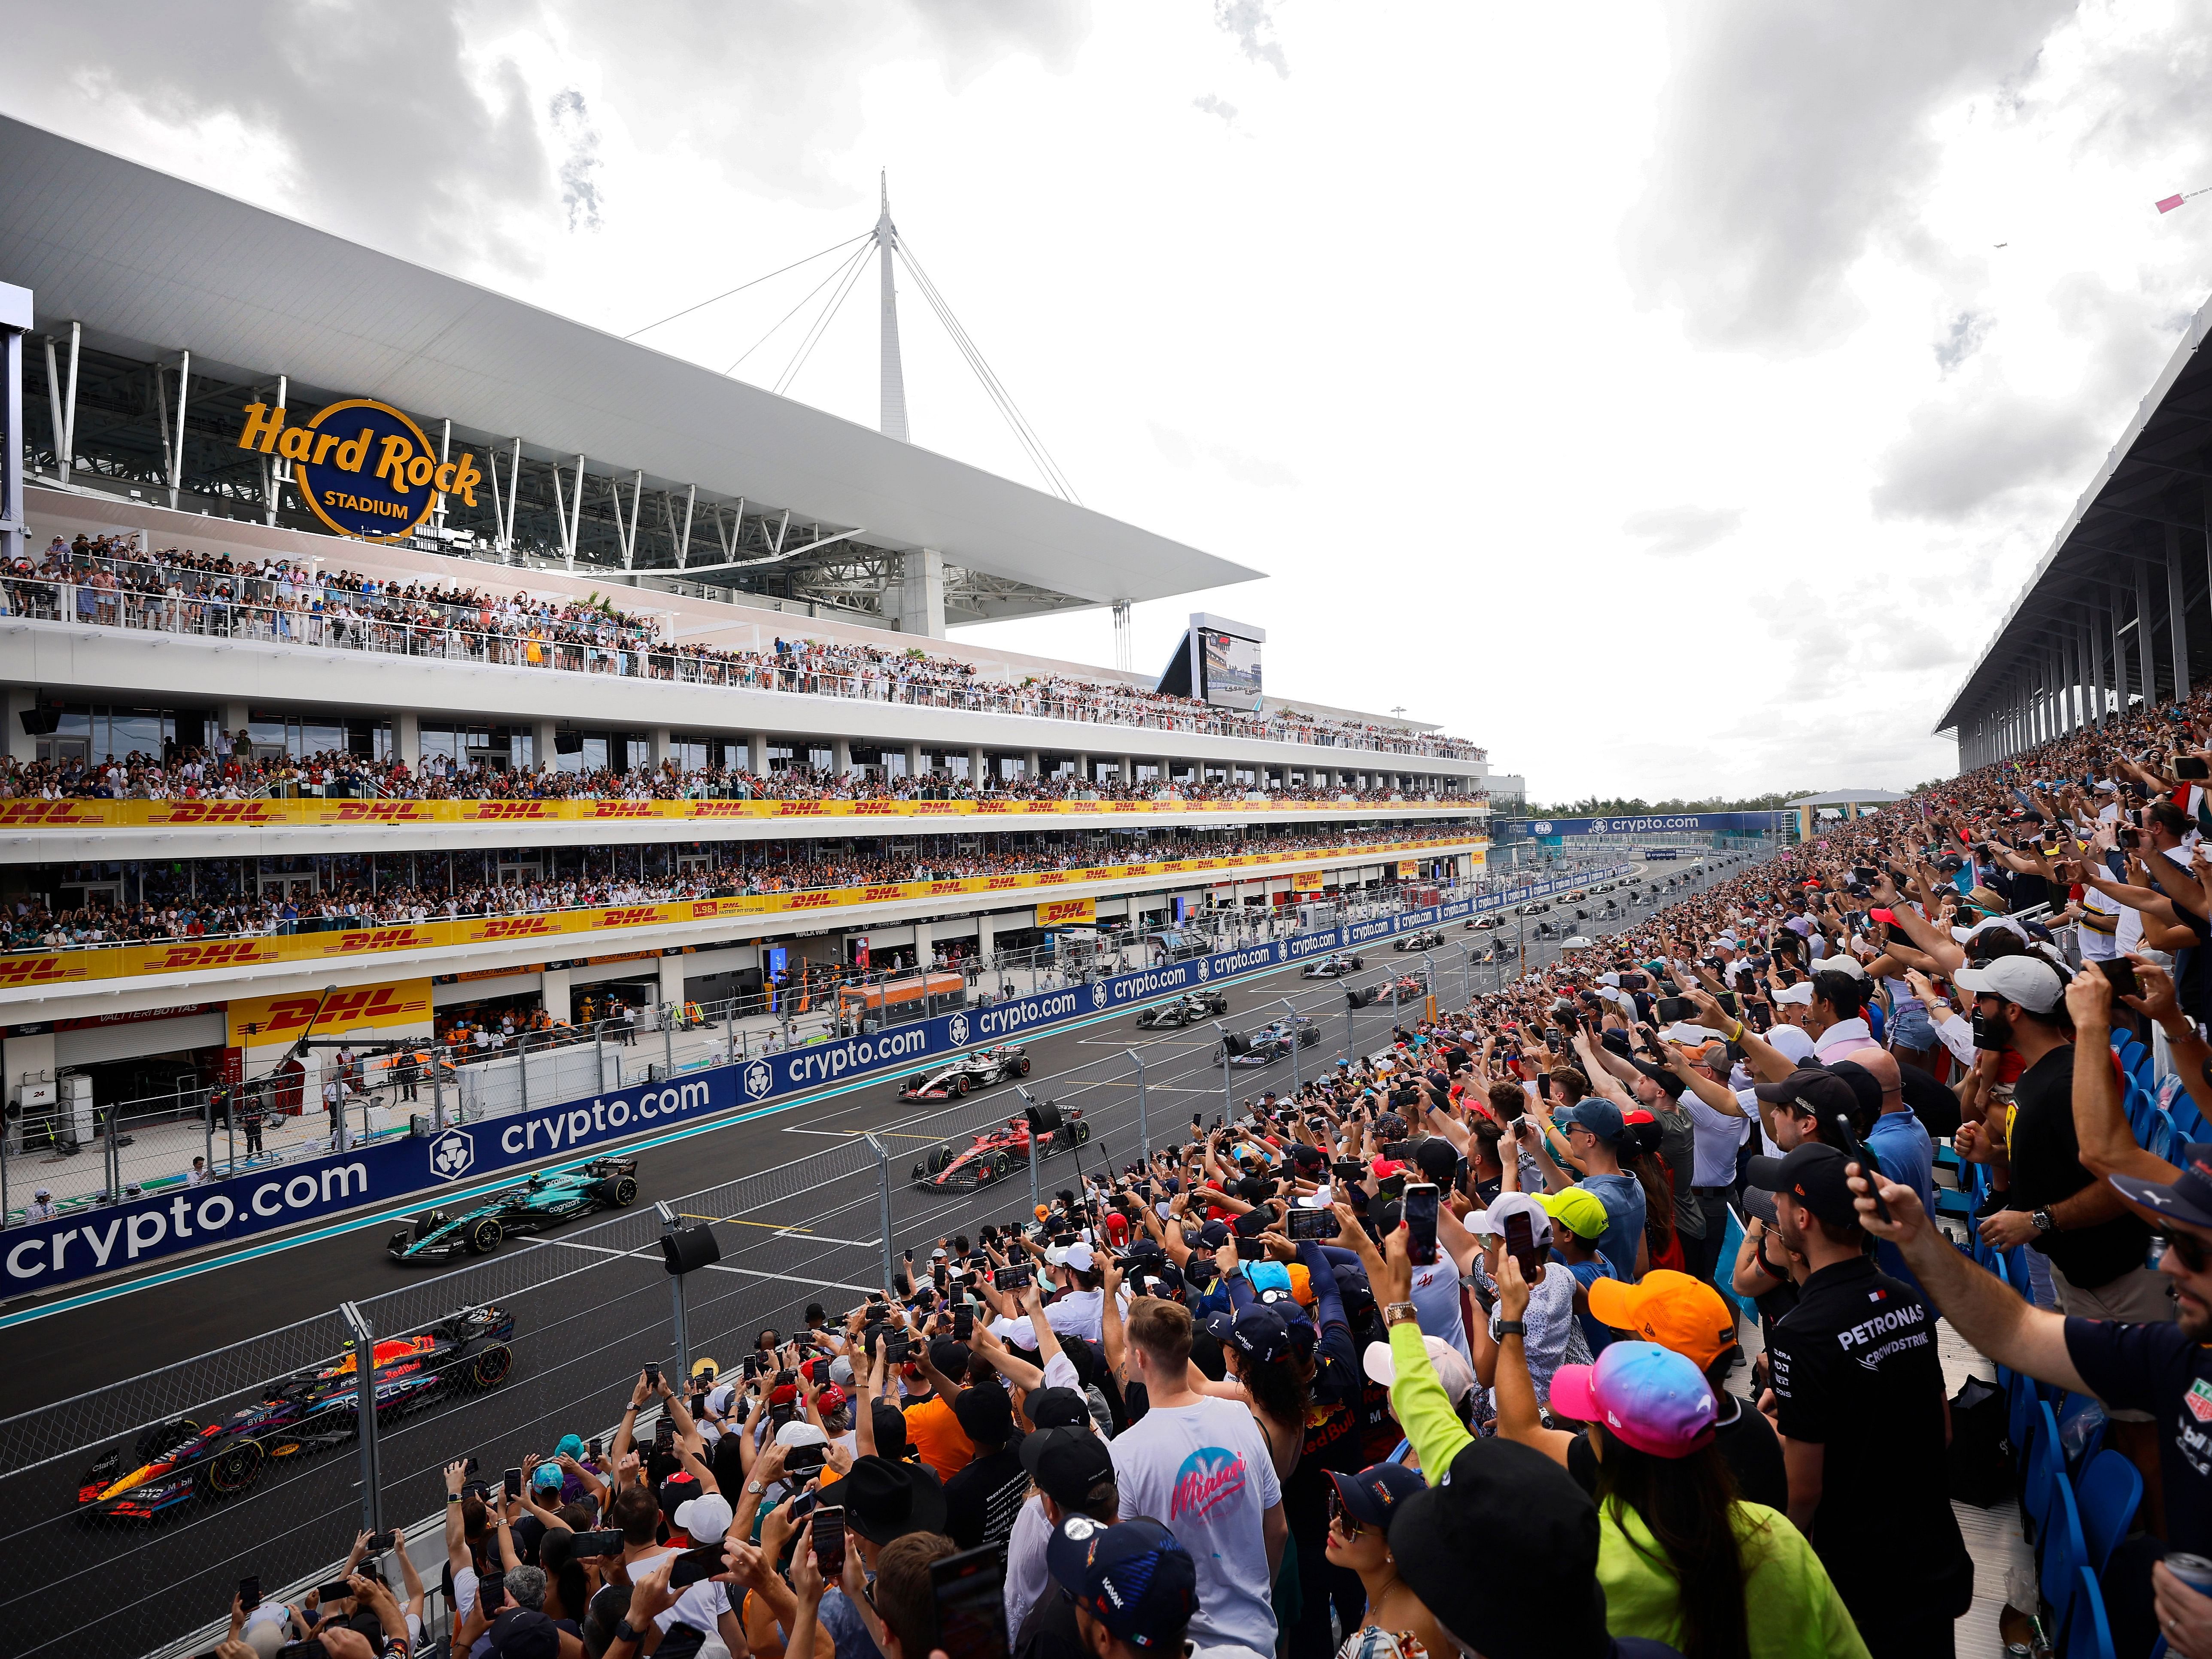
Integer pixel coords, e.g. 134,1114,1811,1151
968,745,986,785
669,485,697,571
833,737,852,779
904,741,923,779
505,439,523,555
395,711,422,769
658,954,686,1012
975,911,996,969
752,732,772,776
650,726,672,771
533,718,558,773
2171,524,2194,703
898,547,946,638
2138,562,2159,707
431,416,452,536
912,919,933,971
2113,597,2131,722
45,322,79,486
541,967,572,1025
167,349,191,510
264,375,289,526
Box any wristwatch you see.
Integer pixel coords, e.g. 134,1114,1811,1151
2033,1207,2057,1235
1383,1300,1420,1327
614,1620,643,1647
746,1478,766,1495
1497,1319,1526,1338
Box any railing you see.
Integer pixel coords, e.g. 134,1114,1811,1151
3,553,1484,760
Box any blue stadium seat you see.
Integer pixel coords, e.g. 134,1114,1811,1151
2024,1399,2063,1540
2147,1107,2179,1163
2039,1468,2089,1637
2063,1563,2116,1659
2075,1449,2142,1576
2056,1391,2108,1481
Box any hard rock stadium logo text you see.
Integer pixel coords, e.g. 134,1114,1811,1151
237,397,484,544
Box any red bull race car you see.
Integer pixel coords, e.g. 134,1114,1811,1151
78,1304,515,1519
897,1045,1031,1101
1346,974,1428,1009
911,1108,1091,1189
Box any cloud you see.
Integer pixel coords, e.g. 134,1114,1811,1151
1212,0,1288,78
1621,504,1743,559
4,0,553,273
1621,0,2075,351
549,88,603,233
1933,310,1989,373
1192,92,1240,126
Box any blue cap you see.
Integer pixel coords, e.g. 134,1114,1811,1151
533,1462,565,1492
1247,1260,1293,1298
1046,1515,1197,1648
1327,1461,1427,1529
1561,1099,1624,1144
554,1434,585,1459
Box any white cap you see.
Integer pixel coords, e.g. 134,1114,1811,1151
1765,1023,1818,1064
1814,954,1868,981
674,1491,734,1544
1951,915,2029,945
1047,1240,1095,1272
1773,981,1815,1006
1361,1335,1477,1406
1469,1190,1553,1244
1953,954,2067,1014
775,1419,828,1448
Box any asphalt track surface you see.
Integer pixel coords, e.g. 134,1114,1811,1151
3,856,1741,1659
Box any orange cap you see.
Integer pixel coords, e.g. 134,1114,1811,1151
1585,1270,1738,1370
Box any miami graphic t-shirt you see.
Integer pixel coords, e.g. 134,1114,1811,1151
1108,1395,1282,1655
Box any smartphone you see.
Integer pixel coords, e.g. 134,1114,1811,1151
1287,1206,1336,1242
653,1413,675,1446
569,1531,624,1558
587,1438,602,1460
2096,957,2142,1000
1535,1073,1553,1102
368,1530,396,1553
785,1441,829,1476
1502,1209,1543,1284
992,1265,1031,1291
1829,1113,1891,1225
1234,1235,1265,1261
1331,1159,1367,1182
238,1577,261,1615
1232,1207,1272,1239
884,1333,914,1364
1654,997,1693,1023
317,1580,355,1606
953,1305,975,1341
1715,991,1739,1017
1748,1002,1773,1033
464,1456,480,1476
2180,757,2209,781
812,1505,848,1582
503,1467,523,1500
642,1363,660,1389
670,1543,728,1587
1403,1182,1440,1267
931,1543,1012,1659
1381,1139,1414,1161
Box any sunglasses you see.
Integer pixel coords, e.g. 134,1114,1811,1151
2159,1229,2212,1274
1326,1486,1362,1537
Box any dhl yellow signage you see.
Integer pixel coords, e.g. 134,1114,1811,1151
0,835,1479,990
1035,897,1097,928
237,397,483,543
1292,872,1325,893
0,796,1483,832
226,978,433,1049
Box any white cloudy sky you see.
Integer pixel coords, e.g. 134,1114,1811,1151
13,1,2212,802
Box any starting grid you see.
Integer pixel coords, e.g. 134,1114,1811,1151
1,866,1626,1296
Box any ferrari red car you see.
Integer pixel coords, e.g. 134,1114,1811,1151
911,1109,1091,1189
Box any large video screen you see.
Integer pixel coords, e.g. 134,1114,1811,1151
1200,630,1263,710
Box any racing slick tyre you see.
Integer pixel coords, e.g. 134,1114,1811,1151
952,1076,971,1098
135,1419,200,1465
927,1145,955,1175
200,1437,264,1499
1071,1120,1092,1146
1350,956,1364,970
1017,1056,1031,1076
465,1216,504,1256
464,1343,514,1392
987,1152,1012,1182
596,1175,639,1207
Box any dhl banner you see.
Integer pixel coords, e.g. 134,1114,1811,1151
0,836,1481,991
1398,860,1422,879
227,978,434,1050
0,796,1477,832
1292,872,1325,893
1035,897,1097,928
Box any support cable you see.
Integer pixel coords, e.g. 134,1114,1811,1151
625,233,871,338
776,234,876,397
725,241,875,377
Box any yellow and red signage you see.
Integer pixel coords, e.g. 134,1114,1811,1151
226,977,433,1049
1036,897,1098,929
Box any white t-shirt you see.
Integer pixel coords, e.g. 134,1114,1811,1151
1110,1397,1283,1656
2079,886,2121,961
1004,1492,1054,1638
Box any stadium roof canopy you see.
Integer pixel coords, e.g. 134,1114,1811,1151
1936,290,2212,757
0,115,1261,633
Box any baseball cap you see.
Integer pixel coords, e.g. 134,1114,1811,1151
1750,1067,1857,1126
1538,1188,1609,1241
1746,1142,1860,1230
1046,1515,1197,1650
2109,1140,2212,1230
554,1434,585,1460
532,1462,565,1494
1369,1154,1407,1179
952,1380,1015,1444
1585,1270,1738,1371
1772,981,1814,1006
1549,1341,1719,1458
1470,1190,1552,1245
1824,1059,1882,1125
1389,1439,1610,1659
1047,1240,1097,1272
1814,955,1868,982
928,1336,971,1378
1326,1461,1427,1530
673,1491,733,1544
1025,1386,1093,1429
1952,913,2030,945
1559,1099,1623,1144
840,1454,949,1544
1247,1260,1294,1299
1021,1424,1117,1509
1205,1305,1294,1364
1411,1137,1460,1184
1953,954,2067,1013
1197,1218,1231,1250
1361,1335,1477,1407
814,1384,848,1416
774,1419,828,1448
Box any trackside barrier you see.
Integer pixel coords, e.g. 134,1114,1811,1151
0,853,1696,1659
0,865,1625,1298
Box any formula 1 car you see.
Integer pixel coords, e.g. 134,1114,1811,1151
911,1108,1090,1188
1394,930,1444,952
388,1157,639,1263
78,1304,515,1519
1134,990,1231,1030
1300,953,1365,978
1215,1017,1321,1066
897,1045,1032,1101
1464,915,1500,931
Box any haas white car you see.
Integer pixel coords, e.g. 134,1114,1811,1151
896,1045,1031,1101
1301,953,1365,978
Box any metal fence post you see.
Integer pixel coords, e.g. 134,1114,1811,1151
664,1009,676,1077
339,1300,381,1536
595,1036,606,1095
203,1090,214,1172
863,1134,896,1297
433,1053,447,1133
1279,998,1300,1094
656,1202,691,1381
1210,1021,1235,1121
1124,1049,1148,1162
518,1042,528,1113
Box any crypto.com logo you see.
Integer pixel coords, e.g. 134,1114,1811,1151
428,1130,476,1182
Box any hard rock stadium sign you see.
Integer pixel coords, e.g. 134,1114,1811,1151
236,397,484,543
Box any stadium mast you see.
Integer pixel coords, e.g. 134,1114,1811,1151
876,173,910,442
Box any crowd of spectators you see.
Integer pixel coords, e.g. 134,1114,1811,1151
6,534,1483,761
2,824,1473,953
0,745,1443,808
